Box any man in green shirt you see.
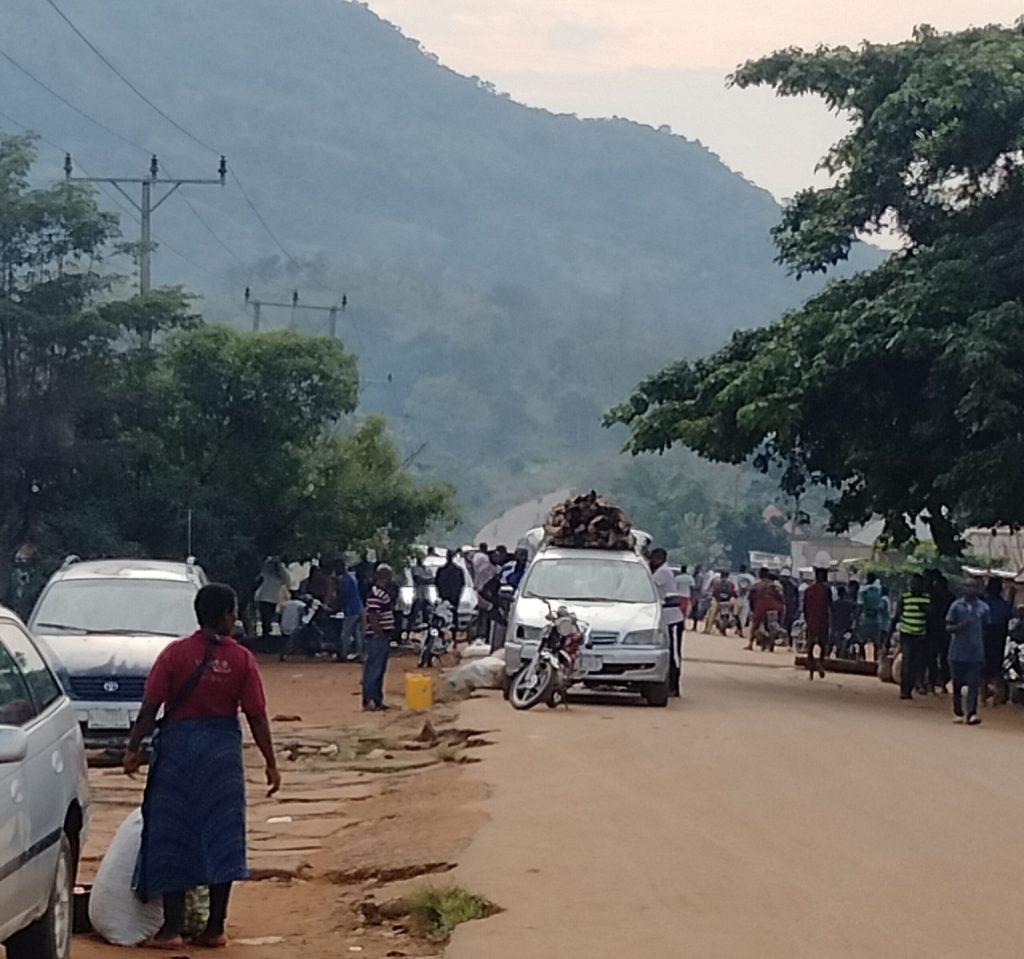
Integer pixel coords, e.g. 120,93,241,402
896,573,931,700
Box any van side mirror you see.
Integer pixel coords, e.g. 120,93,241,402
499,585,515,600
0,726,29,764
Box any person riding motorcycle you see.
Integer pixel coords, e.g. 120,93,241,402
703,570,739,634
746,567,786,650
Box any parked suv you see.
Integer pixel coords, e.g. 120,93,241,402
504,547,672,706
0,605,90,959
29,558,207,746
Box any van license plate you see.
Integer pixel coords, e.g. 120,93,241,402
581,654,602,672
89,708,130,730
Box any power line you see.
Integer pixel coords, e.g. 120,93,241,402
179,194,251,272
229,170,306,273
40,0,351,299
0,46,254,277
0,46,149,156
43,0,219,155
0,109,237,289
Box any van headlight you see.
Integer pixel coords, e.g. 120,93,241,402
514,625,543,642
622,629,664,647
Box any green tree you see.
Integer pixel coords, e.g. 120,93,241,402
296,416,458,563
609,24,1024,555
0,133,120,596
65,324,360,594
44,324,455,603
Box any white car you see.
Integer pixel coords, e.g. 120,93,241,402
396,552,478,632
0,605,90,959
504,547,672,706
29,557,207,746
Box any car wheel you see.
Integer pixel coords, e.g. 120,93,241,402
7,832,74,959
643,680,670,707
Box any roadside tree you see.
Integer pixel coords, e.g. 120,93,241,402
609,24,1024,554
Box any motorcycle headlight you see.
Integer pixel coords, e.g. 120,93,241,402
622,629,664,647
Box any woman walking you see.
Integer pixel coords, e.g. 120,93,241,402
124,583,280,949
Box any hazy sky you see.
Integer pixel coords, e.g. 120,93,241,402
370,0,1022,199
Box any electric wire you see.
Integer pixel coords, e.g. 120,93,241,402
40,0,350,300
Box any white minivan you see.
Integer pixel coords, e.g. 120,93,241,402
0,605,90,959
504,546,673,706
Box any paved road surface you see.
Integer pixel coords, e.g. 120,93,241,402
449,631,1024,959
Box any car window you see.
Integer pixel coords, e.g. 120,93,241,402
523,558,657,603
31,579,197,636
0,636,38,726
0,623,62,712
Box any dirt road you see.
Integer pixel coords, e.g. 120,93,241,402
75,656,484,959
448,630,1024,959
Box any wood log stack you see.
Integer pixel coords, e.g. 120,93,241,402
543,491,635,550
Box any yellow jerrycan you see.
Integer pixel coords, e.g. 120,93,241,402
404,672,434,711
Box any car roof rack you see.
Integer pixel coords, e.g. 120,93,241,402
59,554,82,570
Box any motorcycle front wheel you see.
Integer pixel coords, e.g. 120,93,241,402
509,660,556,711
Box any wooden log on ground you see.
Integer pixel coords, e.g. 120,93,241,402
794,656,879,677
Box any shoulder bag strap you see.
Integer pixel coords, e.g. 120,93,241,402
162,633,218,723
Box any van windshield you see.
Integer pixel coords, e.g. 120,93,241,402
32,579,198,637
522,558,656,604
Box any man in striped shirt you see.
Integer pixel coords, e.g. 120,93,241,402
897,573,931,700
362,564,395,711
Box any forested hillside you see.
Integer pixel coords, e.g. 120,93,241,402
4,0,880,532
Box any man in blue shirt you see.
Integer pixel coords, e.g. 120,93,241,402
335,560,365,661
946,579,990,725
500,548,529,593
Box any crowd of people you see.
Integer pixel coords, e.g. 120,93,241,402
251,543,528,711
673,559,1022,727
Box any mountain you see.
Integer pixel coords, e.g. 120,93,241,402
4,0,881,533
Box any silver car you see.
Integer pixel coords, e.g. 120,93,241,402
0,605,90,959
29,557,207,746
504,547,672,706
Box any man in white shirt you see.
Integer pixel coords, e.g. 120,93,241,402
650,548,683,698
675,565,696,622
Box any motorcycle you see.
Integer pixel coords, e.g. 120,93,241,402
754,609,788,652
508,603,589,711
418,599,456,668
790,617,808,654
840,627,864,662
280,595,326,661
995,628,1024,705
713,598,739,636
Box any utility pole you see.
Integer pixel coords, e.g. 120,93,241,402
243,288,347,337
65,153,227,296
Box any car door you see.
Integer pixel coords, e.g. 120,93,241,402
0,622,67,925
0,634,38,933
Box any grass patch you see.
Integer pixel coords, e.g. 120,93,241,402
407,886,498,942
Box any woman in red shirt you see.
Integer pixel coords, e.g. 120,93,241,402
124,583,280,949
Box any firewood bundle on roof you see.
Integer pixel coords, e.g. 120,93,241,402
543,491,635,550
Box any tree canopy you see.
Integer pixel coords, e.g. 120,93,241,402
609,23,1024,554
